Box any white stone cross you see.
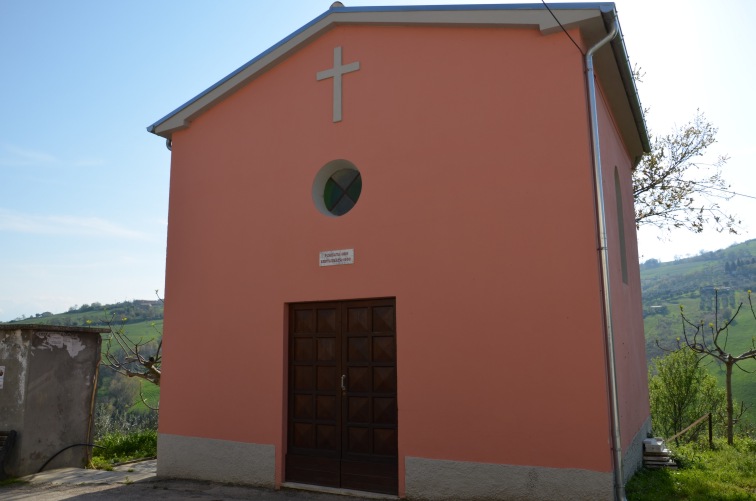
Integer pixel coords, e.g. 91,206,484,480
316,46,360,123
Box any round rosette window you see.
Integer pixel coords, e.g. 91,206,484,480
312,159,362,217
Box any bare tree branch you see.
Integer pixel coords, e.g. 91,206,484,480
138,384,159,412
634,111,740,234
675,290,756,444
101,314,162,388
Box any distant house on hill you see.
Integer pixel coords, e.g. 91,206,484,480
148,3,650,500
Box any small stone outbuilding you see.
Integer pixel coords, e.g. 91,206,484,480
0,324,107,476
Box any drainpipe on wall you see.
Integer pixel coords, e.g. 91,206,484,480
584,13,626,501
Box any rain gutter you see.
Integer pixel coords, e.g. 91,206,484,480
584,11,626,501
600,8,650,160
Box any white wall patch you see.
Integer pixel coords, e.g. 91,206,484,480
34,332,86,358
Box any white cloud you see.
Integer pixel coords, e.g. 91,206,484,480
72,157,107,167
0,209,148,240
0,144,106,168
0,143,57,166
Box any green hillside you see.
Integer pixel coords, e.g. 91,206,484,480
4,299,163,328
641,239,756,425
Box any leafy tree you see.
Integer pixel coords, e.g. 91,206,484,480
641,258,661,269
679,290,756,444
649,348,725,443
633,111,739,234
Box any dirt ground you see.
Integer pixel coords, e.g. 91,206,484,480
1,460,382,501
1,480,376,501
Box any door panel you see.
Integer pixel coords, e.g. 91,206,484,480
286,299,397,495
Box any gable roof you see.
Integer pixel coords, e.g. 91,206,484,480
147,3,649,157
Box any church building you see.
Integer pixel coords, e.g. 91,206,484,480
148,3,650,500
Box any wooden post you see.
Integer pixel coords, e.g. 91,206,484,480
708,413,713,449
667,413,711,444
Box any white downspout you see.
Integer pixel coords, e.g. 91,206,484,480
584,15,626,501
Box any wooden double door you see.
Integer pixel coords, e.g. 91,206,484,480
286,298,398,495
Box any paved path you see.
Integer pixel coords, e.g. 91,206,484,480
1,460,386,500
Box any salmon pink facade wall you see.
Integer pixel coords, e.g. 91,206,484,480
158,23,646,495
595,84,651,450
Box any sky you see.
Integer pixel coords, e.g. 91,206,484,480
1,0,754,321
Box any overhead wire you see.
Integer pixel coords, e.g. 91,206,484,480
541,0,585,56
690,182,756,201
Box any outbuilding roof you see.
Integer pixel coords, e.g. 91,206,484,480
147,2,649,157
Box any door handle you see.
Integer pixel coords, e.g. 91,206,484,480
341,374,347,392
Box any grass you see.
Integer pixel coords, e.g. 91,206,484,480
642,259,714,280
90,429,157,469
627,438,756,501
134,382,160,411
100,319,163,347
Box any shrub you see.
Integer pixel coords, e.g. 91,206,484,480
649,349,726,442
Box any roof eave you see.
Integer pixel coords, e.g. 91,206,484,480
146,7,337,138
602,8,651,156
